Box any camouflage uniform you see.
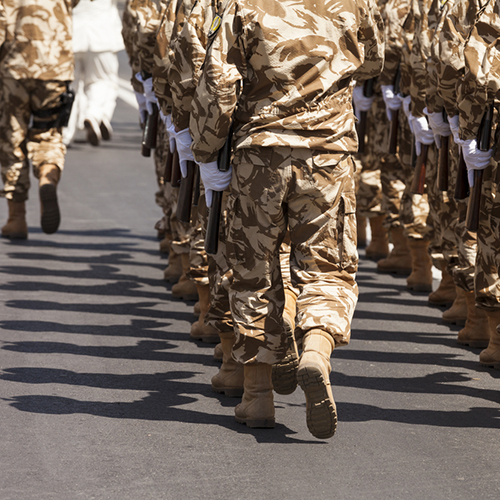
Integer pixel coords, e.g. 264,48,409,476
191,0,384,364
0,0,80,202
457,0,500,312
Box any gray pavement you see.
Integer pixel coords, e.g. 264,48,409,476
1,68,499,500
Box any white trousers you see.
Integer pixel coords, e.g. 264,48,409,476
64,51,119,144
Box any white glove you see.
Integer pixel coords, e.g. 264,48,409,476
381,85,401,121
411,114,435,155
165,114,176,153
136,73,158,114
448,114,461,145
134,91,148,124
159,110,168,126
352,86,374,119
176,128,195,178
424,108,451,148
461,138,493,187
199,160,232,208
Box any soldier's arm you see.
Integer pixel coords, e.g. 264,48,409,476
136,0,163,76
190,0,245,163
169,0,212,131
353,0,385,82
0,2,6,48
458,3,500,140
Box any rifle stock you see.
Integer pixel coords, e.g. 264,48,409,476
465,103,494,231
410,144,428,195
454,148,469,200
356,79,375,155
176,160,196,223
437,135,449,191
388,66,401,155
164,149,173,183
171,150,182,187
205,126,233,255
192,163,200,207
141,104,159,156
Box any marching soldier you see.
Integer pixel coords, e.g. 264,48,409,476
0,0,83,238
191,0,384,437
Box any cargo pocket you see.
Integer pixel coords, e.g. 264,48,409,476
339,191,358,272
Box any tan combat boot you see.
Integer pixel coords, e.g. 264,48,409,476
1,200,28,239
171,253,198,301
479,310,500,369
365,215,389,260
428,265,456,307
377,226,412,275
297,329,337,439
38,164,61,234
193,301,201,318
189,283,219,343
442,287,467,327
211,334,244,397
163,248,183,283
272,288,299,395
356,212,367,248
406,239,433,292
159,236,170,254
235,362,275,428
457,291,489,348
213,342,223,362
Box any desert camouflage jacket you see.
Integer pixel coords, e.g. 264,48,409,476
134,0,164,76
436,0,485,117
190,0,384,164
457,0,498,140
152,0,195,115
168,0,220,130
0,0,80,80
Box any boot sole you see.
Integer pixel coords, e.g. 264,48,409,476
272,352,299,395
39,184,60,234
428,299,455,308
172,293,198,301
407,283,433,292
1,231,27,240
457,339,489,348
480,361,500,370
212,385,244,398
163,274,182,283
442,317,466,327
297,362,337,439
377,267,412,276
235,416,275,428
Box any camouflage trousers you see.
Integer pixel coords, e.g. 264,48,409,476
226,147,359,365
355,93,386,219
475,159,500,311
0,78,67,201
398,115,432,241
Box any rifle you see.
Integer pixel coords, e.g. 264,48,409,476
192,163,200,207
176,160,196,223
357,79,375,155
164,148,173,183
141,103,159,157
454,147,469,200
171,150,182,187
465,103,494,231
437,111,449,191
389,66,401,155
410,143,429,194
205,125,233,255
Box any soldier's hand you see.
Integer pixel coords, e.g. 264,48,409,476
381,85,401,121
134,91,148,124
448,115,461,145
411,115,434,155
462,139,493,187
352,86,374,119
176,128,195,178
136,73,158,115
198,161,232,207
165,114,177,153
424,108,451,148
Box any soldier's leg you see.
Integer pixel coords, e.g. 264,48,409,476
0,78,31,239
476,161,500,368
29,80,67,235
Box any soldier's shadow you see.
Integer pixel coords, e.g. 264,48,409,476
1,367,319,444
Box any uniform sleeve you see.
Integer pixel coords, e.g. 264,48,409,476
190,0,246,163
457,3,500,140
169,0,212,130
352,0,385,82
135,0,163,76
0,2,6,48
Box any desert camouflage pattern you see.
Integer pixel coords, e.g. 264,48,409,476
227,148,359,364
0,78,67,201
153,0,196,114
475,161,500,310
134,0,164,76
0,0,79,81
168,0,218,131
190,0,384,163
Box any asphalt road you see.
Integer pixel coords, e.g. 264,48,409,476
1,60,499,500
